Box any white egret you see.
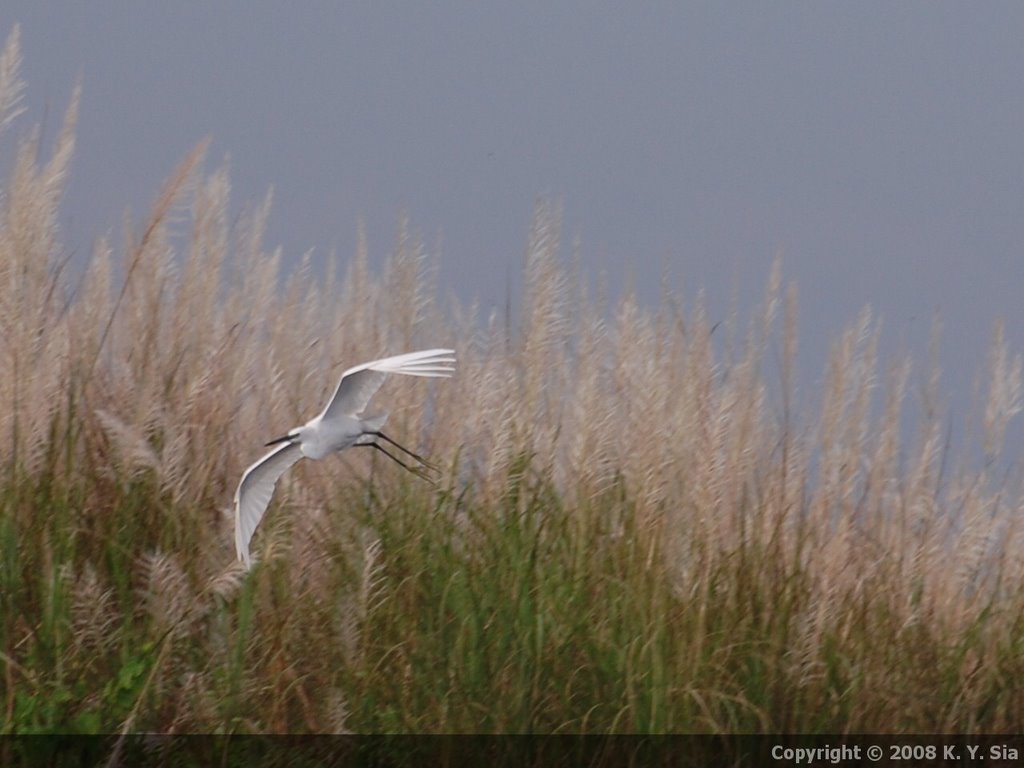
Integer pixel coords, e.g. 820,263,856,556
234,348,455,568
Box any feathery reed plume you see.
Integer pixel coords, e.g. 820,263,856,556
983,320,1023,462
0,26,25,139
68,563,119,659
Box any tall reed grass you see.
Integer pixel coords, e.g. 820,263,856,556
3,26,1024,734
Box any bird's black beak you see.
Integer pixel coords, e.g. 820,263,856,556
265,434,293,447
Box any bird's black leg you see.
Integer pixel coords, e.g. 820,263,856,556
365,431,438,471
361,442,435,483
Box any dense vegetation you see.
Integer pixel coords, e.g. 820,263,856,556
3,27,1024,736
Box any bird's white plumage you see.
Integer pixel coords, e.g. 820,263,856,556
233,348,455,568
321,348,457,421
234,441,302,567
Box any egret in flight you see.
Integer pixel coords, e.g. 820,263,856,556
234,348,455,568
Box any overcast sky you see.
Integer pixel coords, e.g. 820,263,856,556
6,3,1024,446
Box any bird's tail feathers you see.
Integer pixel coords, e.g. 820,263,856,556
361,412,389,432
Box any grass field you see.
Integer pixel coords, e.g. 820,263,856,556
3,27,1024,735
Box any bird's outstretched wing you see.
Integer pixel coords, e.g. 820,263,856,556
234,441,304,568
320,348,456,422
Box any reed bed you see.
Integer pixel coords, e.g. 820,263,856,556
2,27,1024,734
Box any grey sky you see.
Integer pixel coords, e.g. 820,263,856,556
7,3,1024,438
